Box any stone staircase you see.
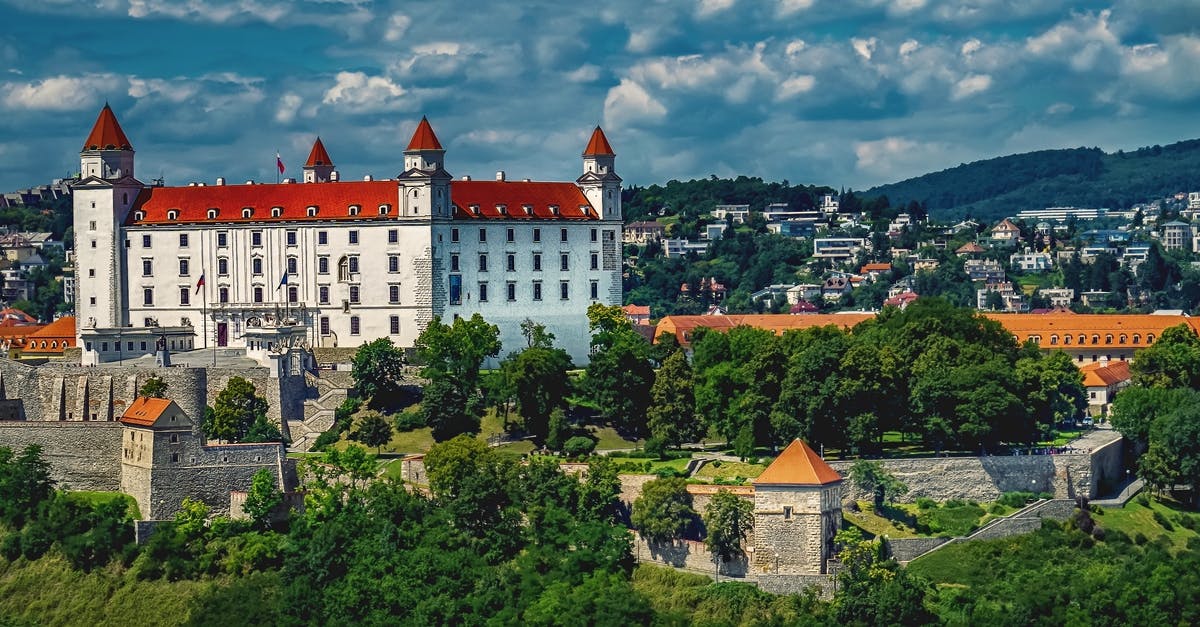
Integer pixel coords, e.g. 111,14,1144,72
288,371,351,451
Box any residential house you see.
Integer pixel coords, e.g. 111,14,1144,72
768,220,816,238
1010,250,1054,272
989,219,1022,247
680,277,727,301
964,259,1006,283
1079,359,1131,414
712,205,750,224
17,316,76,360
789,300,819,314
912,258,940,272
813,238,869,263
1160,220,1191,252
976,281,1026,312
821,276,852,301
623,221,665,245
1038,288,1075,308
702,224,726,240
955,242,985,257
859,262,892,282
787,284,822,304
663,238,709,258
621,304,650,326
883,291,919,310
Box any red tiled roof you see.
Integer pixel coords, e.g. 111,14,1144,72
128,180,399,225
27,316,75,339
860,263,892,273
754,439,842,486
304,137,333,167
1080,360,1131,387
450,181,597,220
883,292,920,307
790,300,819,313
0,308,37,327
82,104,133,151
623,304,650,316
121,397,173,427
583,127,614,156
406,116,443,151
956,242,985,253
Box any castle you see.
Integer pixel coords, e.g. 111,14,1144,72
72,105,624,365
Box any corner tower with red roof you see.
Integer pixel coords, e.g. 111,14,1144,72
302,137,337,184
577,126,622,222
751,439,843,576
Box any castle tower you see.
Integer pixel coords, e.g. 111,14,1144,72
74,104,142,332
398,116,451,219
302,137,337,183
577,126,622,221
751,439,843,575
119,397,198,520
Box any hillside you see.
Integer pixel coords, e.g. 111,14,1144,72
864,139,1200,222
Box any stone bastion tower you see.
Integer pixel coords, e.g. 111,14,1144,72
751,439,844,575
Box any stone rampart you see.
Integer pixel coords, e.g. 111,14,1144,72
828,453,1096,502
755,574,835,597
0,422,122,490
884,537,952,562
147,442,292,519
633,533,749,578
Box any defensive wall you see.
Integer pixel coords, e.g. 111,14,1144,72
827,434,1124,502
0,421,121,491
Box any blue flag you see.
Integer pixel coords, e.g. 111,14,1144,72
277,272,288,289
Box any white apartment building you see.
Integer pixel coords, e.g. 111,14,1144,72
1010,251,1054,272
72,105,623,365
812,238,868,263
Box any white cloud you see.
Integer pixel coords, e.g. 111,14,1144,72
777,0,814,17
961,38,982,56
3,74,115,111
899,39,920,57
852,37,878,61
627,28,657,54
785,40,807,57
776,74,816,100
566,64,601,83
1046,102,1074,115
952,73,992,100
383,13,411,42
697,0,735,18
855,136,919,171
322,72,406,113
275,92,303,124
603,79,666,128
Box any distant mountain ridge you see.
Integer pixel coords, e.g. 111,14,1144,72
863,139,1200,222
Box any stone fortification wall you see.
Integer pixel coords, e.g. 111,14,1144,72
756,574,835,597
828,454,1095,503
1088,436,1125,497
633,533,749,578
0,422,121,490
312,347,358,365
147,442,292,519
885,537,952,562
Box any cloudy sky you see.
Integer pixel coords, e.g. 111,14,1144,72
2,0,1199,194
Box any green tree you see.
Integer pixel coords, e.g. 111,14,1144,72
350,338,407,408
584,328,655,436
204,377,270,443
242,467,283,530
832,528,935,626
138,376,168,398
1131,324,1200,389
0,445,54,528
351,411,393,454
849,460,908,510
646,350,700,448
702,489,753,567
416,314,502,441
502,323,573,441
630,477,695,544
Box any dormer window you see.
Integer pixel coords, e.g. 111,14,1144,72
550,205,560,216
206,209,218,220
167,210,179,221
378,204,390,215
134,210,145,221
349,205,361,216
524,205,533,216
307,206,318,217
271,206,283,218
242,208,253,219
470,205,480,216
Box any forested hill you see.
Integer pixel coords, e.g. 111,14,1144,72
864,139,1200,222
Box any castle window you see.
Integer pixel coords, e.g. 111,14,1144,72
349,257,359,274
450,254,459,272
523,205,533,216
591,253,599,270
507,282,516,301
1148,334,1156,344
479,228,487,243
179,258,190,276
389,315,400,335
479,254,488,272
350,316,360,335
388,255,399,273
286,230,297,246
560,281,569,300
389,284,400,304
320,316,330,335
217,231,228,247
219,287,229,303
532,253,541,272
451,228,459,243
179,287,190,306
143,234,151,248
591,228,597,242
242,208,253,219
318,257,329,274
533,281,542,301
561,228,568,242
348,205,360,216
507,228,515,243
348,230,359,245
1133,334,1141,344
143,288,153,306
142,259,153,277
388,229,398,244
252,258,263,275
267,206,280,218
1090,334,1098,344
318,286,329,304
379,204,391,215
251,231,263,247
1105,334,1113,344
590,280,598,300
287,257,298,275
349,285,360,304
1063,335,1071,345
783,506,793,520
470,205,480,215
551,205,560,216
338,257,350,281
1049,335,1058,345
207,209,218,219
134,210,145,221
479,283,488,302
217,258,228,276
179,233,189,248
288,286,298,303
254,286,264,303
507,254,516,272
170,434,178,443
307,206,318,217
533,228,541,243
1120,334,1127,344
167,210,179,221
560,253,569,271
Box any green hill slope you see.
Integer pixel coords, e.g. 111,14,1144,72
864,139,1200,222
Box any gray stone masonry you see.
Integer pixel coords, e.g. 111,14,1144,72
884,537,951,562
633,533,749,578
0,422,121,491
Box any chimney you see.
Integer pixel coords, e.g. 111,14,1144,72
495,170,505,182
245,179,255,185
187,182,197,187
215,177,225,186
331,170,340,182
363,175,374,182
461,175,472,181
1099,355,1109,367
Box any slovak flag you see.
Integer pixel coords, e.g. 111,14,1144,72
195,273,205,294
277,272,288,290
276,152,286,174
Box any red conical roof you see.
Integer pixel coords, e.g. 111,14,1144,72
304,137,334,167
753,439,842,486
583,126,614,156
82,103,133,151
406,116,443,151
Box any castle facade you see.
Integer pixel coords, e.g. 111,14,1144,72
73,106,623,364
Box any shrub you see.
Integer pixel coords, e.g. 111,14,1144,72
1037,492,1054,501
710,460,723,469
1135,493,1151,507
915,497,936,510
1152,510,1174,531
309,429,340,452
1178,515,1198,531
334,397,362,433
989,503,1006,515
563,436,597,458
393,408,426,432
1133,532,1149,545
997,492,1036,508
643,436,667,460
654,467,684,479
845,501,861,513
1091,525,1106,541
944,499,966,508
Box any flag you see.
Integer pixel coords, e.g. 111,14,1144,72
194,273,205,294
277,272,288,290
276,152,285,174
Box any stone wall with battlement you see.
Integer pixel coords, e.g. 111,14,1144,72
633,533,749,578
0,421,122,491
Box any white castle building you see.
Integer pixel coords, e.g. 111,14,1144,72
73,105,623,365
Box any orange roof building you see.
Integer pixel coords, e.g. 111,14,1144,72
19,316,75,358
120,397,179,427
1079,360,1132,409
82,103,133,151
754,439,843,486
655,313,874,346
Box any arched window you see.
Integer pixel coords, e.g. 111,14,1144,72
167,210,179,221
133,211,145,221
1119,334,1127,344
1063,335,1072,345
1148,334,1156,344
349,205,360,216
1133,334,1141,344
307,206,318,217
207,209,218,219
271,207,282,218
1029,335,1041,345
242,208,253,219
378,204,390,215
1105,334,1113,344
1050,334,1059,345
338,256,350,282
1091,334,1099,344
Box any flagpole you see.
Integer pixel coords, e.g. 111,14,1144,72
276,149,280,184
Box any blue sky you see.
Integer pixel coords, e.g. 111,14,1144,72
2,0,1200,194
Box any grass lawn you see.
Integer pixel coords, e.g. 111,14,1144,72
612,456,692,475
691,460,766,483
1092,496,1200,552
846,499,1021,540
589,425,641,451
843,502,921,539
66,491,141,520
